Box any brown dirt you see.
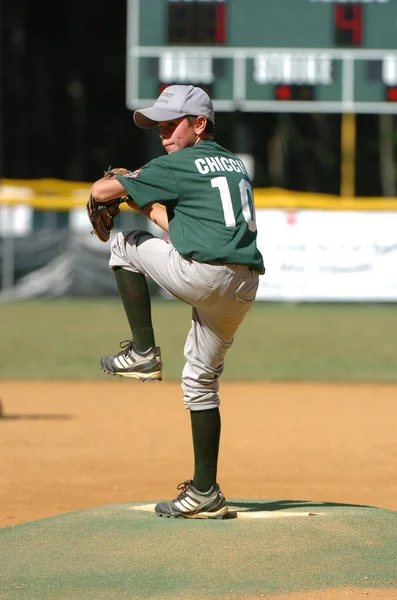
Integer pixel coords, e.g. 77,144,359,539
264,591,397,600
1,381,397,600
2,381,397,526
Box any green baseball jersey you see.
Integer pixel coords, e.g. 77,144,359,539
116,140,265,274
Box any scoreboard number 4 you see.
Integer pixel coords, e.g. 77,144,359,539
334,4,363,46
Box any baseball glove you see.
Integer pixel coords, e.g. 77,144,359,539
87,167,131,243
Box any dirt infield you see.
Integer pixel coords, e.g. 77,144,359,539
1,381,397,600
2,380,397,527
267,592,396,600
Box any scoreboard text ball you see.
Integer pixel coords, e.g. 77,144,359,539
127,0,397,114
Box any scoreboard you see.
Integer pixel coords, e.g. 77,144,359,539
126,0,397,113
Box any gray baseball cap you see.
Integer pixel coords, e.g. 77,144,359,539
133,85,215,129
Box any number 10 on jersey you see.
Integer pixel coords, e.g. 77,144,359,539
211,177,257,232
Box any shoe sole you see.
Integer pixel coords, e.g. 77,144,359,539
101,367,162,382
156,506,229,519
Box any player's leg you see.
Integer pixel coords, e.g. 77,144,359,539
100,231,164,380
113,267,155,353
155,270,259,518
154,304,250,518
182,307,235,493
109,229,221,306
153,308,234,519
100,263,162,381
101,229,218,380
190,406,221,493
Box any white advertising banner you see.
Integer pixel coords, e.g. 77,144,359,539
255,209,397,301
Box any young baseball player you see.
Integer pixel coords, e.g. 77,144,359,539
90,85,265,519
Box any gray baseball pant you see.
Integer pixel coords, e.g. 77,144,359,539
109,230,259,411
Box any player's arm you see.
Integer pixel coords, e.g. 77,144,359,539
90,177,126,202
91,176,169,231
100,162,176,233
127,199,169,233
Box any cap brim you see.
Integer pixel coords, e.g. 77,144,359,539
133,106,187,129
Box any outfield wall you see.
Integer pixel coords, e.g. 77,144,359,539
255,209,397,302
1,179,397,302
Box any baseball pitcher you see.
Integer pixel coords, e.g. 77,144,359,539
89,85,265,519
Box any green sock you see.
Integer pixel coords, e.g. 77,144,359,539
113,267,155,353
190,408,221,492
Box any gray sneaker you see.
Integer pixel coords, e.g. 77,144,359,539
100,340,162,381
155,480,228,519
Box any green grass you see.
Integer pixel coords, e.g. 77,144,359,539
1,299,397,381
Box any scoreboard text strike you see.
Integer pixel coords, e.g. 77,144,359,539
127,0,397,114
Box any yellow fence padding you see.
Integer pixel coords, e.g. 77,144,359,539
1,179,397,211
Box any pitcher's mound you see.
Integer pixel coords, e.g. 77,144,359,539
0,500,395,599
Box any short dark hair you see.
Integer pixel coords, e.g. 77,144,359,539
185,115,215,136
